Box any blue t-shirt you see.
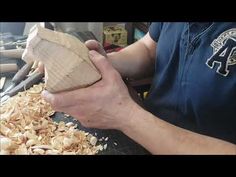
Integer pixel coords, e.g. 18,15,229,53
144,22,236,144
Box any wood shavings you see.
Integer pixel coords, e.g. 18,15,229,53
89,136,97,146
0,83,104,155
15,144,28,155
31,145,53,150
64,114,70,117
0,137,13,150
33,148,45,155
0,124,12,136
0,150,10,155
97,145,103,151
65,122,74,127
45,149,60,155
26,139,40,147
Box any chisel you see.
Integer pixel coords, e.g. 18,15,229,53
0,48,25,59
0,62,33,97
0,63,18,73
0,72,44,104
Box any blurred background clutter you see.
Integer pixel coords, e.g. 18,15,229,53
0,22,151,98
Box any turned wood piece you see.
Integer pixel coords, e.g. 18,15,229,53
22,25,101,93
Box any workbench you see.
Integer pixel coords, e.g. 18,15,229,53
1,76,150,155
1,30,150,154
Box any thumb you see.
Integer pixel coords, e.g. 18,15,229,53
37,62,45,73
89,50,113,78
85,40,107,57
41,90,54,104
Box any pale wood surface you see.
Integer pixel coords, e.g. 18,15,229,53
0,49,24,59
22,25,101,93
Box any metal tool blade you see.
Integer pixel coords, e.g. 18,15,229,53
0,72,44,105
0,62,34,98
0,95,9,105
0,84,15,97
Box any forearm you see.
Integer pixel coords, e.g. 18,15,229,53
122,103,236,154
107,35,155,79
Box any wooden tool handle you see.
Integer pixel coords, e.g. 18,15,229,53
12,62,34,83
0,49,25,59
7,72,44,97
0,64,18,73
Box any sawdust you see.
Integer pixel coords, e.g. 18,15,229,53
0,83,104,155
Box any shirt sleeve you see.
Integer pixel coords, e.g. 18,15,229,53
148,22,163,42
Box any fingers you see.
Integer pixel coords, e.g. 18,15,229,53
88,50,114,80
41,50,115,109
41,89,97,123
41,87,94,110
85,40,107,57
42,93,85,121
42,90,76,109
37,62,45,73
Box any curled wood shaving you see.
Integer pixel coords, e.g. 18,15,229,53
0,83,104,155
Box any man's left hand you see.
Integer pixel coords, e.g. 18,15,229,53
42,50,138,130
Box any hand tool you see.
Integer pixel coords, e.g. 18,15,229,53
0,71,44,105
0,63,18,74
0,48,25,59
0,62,33,97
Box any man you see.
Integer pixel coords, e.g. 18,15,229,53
41,22,236,154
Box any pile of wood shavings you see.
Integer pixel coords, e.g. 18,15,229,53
0,83,103,155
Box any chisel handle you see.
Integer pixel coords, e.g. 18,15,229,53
12,62,34,83
0,49,25,59
7,72,44,97
0,64,18,73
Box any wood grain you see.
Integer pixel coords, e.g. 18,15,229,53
22,25,101,93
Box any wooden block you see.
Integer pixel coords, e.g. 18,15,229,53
22,25,101,93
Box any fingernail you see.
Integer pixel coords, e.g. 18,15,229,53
41,90,49,100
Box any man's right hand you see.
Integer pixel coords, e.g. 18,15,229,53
85,40,143,106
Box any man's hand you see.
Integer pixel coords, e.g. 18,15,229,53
85,40,107,57
37,62,44,73
85,40,143,106
41,50,138,130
